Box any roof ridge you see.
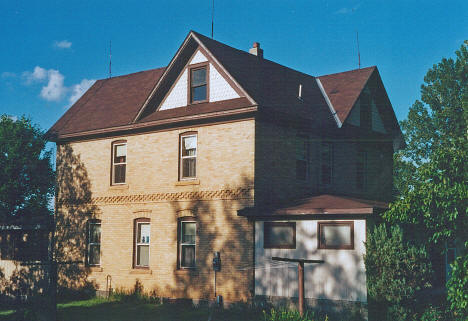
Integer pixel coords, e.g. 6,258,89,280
318,66,376,78
97,67,166,81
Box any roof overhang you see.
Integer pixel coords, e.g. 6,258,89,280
238,194,388,220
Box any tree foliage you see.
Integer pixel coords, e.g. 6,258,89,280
447,242,468,320
364,224,433,320
386,41,468,244
0,115,54,223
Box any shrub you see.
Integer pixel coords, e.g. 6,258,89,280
262,308,328,321
447,244,468,320
364,224,433,320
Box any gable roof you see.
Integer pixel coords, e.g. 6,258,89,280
48,31,400,142
317,66,376,124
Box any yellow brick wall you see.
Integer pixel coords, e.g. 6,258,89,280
55,120,255,301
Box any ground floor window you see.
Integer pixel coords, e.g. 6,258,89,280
87,220,101,266
264,222,296,249
134,218,150,267
178,220,196,268
318,221,354,250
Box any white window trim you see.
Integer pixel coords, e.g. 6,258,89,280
179,221,196,269
135,222,150,267
87,222,101,266
112,142,127,185
180,134,197,180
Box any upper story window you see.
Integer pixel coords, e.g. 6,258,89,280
112,141,127,184
134,218,150,268
356,147,368,190
87,220,101,266
178,219,196,268
320,142,333,186
189,65,208,104
296,135,309,181
180,133,197,180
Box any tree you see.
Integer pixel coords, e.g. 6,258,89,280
0,115,54,224
386,41,468,244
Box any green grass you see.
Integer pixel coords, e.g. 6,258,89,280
0,297,263,321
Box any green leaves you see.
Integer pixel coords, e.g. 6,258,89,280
447,243,468,320
0,114,54,223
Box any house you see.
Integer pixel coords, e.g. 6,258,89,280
47,31,403,312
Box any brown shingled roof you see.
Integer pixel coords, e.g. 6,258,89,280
317,66,376,123
48,68,165,138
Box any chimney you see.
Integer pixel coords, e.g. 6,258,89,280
249,42,263,59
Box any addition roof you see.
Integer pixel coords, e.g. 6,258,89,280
238,194,388,219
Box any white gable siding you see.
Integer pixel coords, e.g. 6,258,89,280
371,102,386,133
255,219,367,302
159,69,188,110
209,65,240,102
189,50,208,64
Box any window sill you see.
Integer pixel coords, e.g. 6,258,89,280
174,269,198,275
109,184,129,190
175,179,200,186
130,269,152,274
88,266,103,272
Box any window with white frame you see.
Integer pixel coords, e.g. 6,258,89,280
178,220,196,268
112,142,127,184
87,220,101,266
134,219,150,267
320,142,333,186
180,134,197,179
296,135,309,180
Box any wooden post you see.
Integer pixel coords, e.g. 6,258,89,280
298,261,304,316
271,257,324,317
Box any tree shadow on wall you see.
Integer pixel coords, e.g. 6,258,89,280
54,144,99,297
149,175,255,304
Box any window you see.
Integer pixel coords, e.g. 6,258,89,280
112,141,127,184
318,222,354,250
178,220,196,268
134,218,150,268
356,148,367,190
189,65,208,103
296,135,309,180
87,220,101,266
180,134,197,179
320,142,333,186
264,222,296,249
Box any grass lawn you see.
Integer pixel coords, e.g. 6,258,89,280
0,297,264,321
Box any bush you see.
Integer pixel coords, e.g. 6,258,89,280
111,279,160,304
262,308,328,321
364,224,433,320
447,244,468,320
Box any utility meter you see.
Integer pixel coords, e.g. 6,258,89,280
212,251,221,272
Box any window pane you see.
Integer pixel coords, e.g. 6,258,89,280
191,85,207,102
114,164,126,183
322,225,351,247
114,144,126,163
89,224,101,243
264,223,295,248
182,222,196,244
138,224,150,244
182,158,196,178
181,245,195,267
182,136,197,156
191,68,206,87
137,245,149,266
89,244,100,265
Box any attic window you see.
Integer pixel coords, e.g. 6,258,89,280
189,64,208,104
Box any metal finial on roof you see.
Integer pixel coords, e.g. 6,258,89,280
356,31,361,69
211,0,215,39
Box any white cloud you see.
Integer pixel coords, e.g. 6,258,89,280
69,79,96,105
54,40,72,49
23,66,48,84
40,69,66,101
7,115,18,122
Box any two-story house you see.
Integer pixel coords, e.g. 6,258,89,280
47,31,403,311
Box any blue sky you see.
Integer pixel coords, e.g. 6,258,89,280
1,0,467,132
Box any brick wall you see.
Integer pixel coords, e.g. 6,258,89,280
55,120,255,301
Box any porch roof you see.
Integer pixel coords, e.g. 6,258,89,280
238,194,388,219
